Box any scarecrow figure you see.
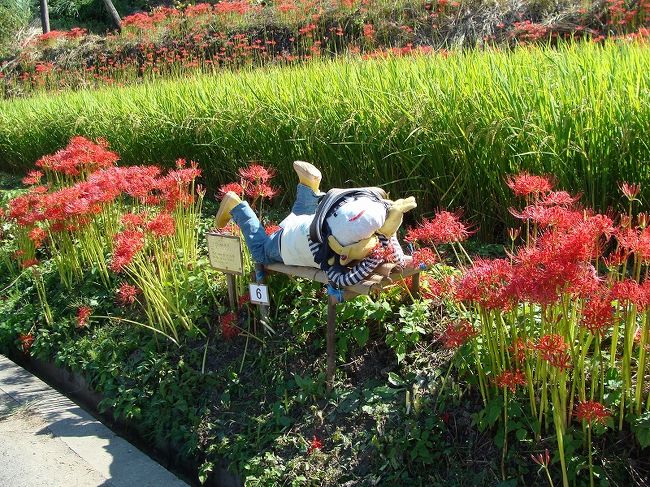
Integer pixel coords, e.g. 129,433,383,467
214,161,417,287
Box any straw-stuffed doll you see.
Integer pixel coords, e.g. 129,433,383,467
214,161,416,288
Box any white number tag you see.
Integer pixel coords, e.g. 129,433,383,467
249,283,270,306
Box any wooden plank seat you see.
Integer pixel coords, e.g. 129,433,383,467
260,256,421,390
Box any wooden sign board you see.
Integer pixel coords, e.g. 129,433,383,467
206,232,244,275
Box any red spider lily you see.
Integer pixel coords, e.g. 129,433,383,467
616,226,650,262
363,23,375,39
620,181,641,201
494,369,526,393
221,312,239,339
88,166,161,201
167,161,201,184
36,136,119,176
440,321,478,348
535,334,572,370
116,283,140,306
371,242,396,262
410,247,437,267
265,224,282,235
507,217,612,304
538,191,581,207
506,172,553,198
19,333,34,353
218,182,245,199
509,338,534,363
611,279,647,309
238,294,250,307
110,230,145,272
245,182,278,200
575,400,609,424
510,204,583,229
406,210,473,245
419,275,452,300
21,258,39,269
238,164,274,183
581,290,615,335
76,306,92,328
22,171,43,186
455,258,513,310
147,212,176,237
121,212,148,229
307,435,323,454
28,227,47,248
531,449,551,467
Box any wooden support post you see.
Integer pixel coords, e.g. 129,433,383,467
326,294,337,392
226,274,237,311
410,272,421,298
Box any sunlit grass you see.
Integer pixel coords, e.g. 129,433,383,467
0,40,648,237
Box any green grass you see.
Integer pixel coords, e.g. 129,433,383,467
1,40,648,236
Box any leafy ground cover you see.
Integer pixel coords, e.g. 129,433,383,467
1,40,648,240
1,138,650,485
1,0,648,97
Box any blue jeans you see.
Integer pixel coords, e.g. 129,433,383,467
230,184,320,264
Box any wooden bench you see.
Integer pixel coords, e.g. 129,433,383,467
258,256,421,391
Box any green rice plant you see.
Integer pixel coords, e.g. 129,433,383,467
0,40,648,239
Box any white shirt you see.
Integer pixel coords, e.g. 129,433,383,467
279,214,320,268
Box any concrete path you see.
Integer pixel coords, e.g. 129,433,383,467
0,355,189,487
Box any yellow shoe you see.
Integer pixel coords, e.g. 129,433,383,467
214,191,242,229
293,160,322,193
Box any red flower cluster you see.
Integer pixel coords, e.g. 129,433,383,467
36,136,119,176
307,435,323,454
221,312,239,339
116,283,140,306
218,182,245,199
219,163,279,204
494,369,526,393
506,172,553,198
535,334,572,370
440,321,478,348
455,258,513,310
111,230,145,272
406,210,472,245
575,400,609,424
19,332,34,354
29,227,47,248
620,181,641,200
419,275,452,300
22,171,43,186
146,212,176,237
76,306,92,328
371,242,396,262
410,247,437,267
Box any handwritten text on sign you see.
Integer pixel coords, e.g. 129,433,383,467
206,233,244,275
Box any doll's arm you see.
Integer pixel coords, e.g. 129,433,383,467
326,256,382,288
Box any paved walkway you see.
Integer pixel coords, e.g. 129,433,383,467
0,355,189,487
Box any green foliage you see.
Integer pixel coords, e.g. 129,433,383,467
1,41,648,238
385,300,429,362
0,0,30,56
631,412,650,448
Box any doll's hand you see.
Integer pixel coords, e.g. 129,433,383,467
378,196,417,237
328,234,379,266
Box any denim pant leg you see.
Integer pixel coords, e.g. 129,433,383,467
291,183,320,216
230,202,283,264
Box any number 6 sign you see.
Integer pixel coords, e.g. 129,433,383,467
249,283,270,306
